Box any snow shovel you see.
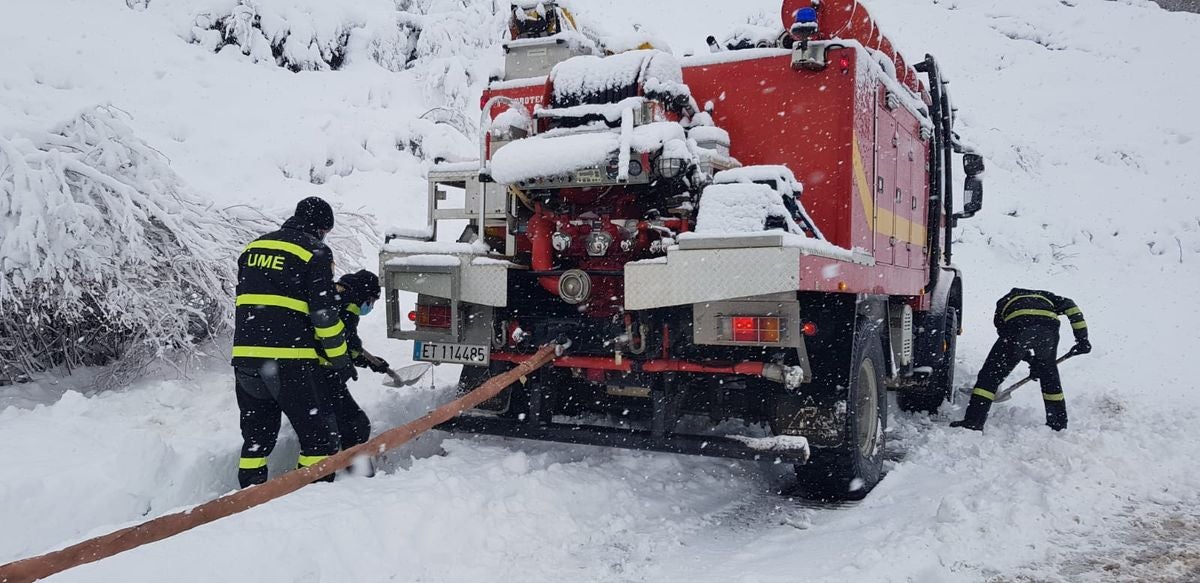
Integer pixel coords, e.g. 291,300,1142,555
382,362,433,387
957,351,1080,403
992,352,1079,403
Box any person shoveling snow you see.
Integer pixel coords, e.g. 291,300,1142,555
951,288,1091,432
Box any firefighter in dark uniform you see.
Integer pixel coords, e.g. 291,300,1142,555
952,288,1091,432
231,197,353,488
324,270,390,455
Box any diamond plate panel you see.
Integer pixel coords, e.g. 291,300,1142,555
461,261,510,307
625,247,801,310
380,252,511,307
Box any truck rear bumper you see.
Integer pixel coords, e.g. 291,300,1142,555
437,415,811,464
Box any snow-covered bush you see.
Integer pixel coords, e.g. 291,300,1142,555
183,0,414,72
0,107,239,382
0,107,371,385
388,0,509,108
166,0,508,108
277,118,477,185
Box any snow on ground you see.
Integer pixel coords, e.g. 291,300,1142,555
3,0,1200,581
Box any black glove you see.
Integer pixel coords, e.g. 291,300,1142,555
336,365,358,384
1072,339,1092,355
362,353,390,374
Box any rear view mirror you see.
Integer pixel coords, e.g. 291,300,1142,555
959,153,984,219
964,153,985,177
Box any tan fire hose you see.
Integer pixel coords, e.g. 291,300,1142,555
0,343,562,583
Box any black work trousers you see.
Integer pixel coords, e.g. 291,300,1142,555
962,323,1068,430
324,370,371,450
235,361,340,488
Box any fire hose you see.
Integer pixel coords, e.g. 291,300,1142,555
0,342,565,583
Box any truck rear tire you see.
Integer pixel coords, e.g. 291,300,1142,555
794,320,887,501
897,307,957,414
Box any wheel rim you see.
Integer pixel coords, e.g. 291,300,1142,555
856,356,880,457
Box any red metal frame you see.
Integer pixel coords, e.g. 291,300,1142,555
491,352,769,378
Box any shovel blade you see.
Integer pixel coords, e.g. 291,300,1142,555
383,362,433,387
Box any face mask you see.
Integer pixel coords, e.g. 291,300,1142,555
359,301,374,316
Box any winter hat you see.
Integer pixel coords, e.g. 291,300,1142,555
293,196,335,231
338,270,381,304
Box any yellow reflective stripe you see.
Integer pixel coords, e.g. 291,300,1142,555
1064,307,1082,317
236,294,309,314
244,240,313,262
1002,294,1053,315
347,304,361,316
232,346,320,359
973,388,996,401
239,457,268,470
324,342,348,358
1042,392,1065,402
1004,309,1058,322
298,455,328,467
1072,321,1088,330
315,320,345,339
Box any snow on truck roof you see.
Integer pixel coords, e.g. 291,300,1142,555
693,182,801,235
549,49,686,105
714,165,802,193
488,121,689,185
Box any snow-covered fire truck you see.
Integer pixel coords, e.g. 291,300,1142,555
381,0,985,498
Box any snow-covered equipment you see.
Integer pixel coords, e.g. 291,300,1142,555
502,1,597,80
0,342,565,583
380,0,986,500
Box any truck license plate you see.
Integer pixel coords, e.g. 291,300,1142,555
414,341,490,366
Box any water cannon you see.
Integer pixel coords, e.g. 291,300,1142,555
789,5,819,50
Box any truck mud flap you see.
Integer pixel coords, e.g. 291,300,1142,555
438,416,811,464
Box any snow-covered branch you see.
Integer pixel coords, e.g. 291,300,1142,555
0,107,373,386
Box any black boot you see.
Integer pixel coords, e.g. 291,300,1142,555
238,466,268,488
951,393,993,431
1045,400,1068,431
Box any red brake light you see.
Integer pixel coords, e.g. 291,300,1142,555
801,321,819,337
732,317,757,342
407,310,417,322
415,305,452,328
728,316,786,343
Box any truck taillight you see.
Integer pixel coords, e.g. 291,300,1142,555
728,316,785,343
415,304,451,329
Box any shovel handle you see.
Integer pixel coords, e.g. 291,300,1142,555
993,352,1078,403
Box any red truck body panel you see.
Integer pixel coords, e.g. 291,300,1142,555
482,46,934,299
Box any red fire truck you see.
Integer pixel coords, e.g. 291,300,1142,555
381,0,984,499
